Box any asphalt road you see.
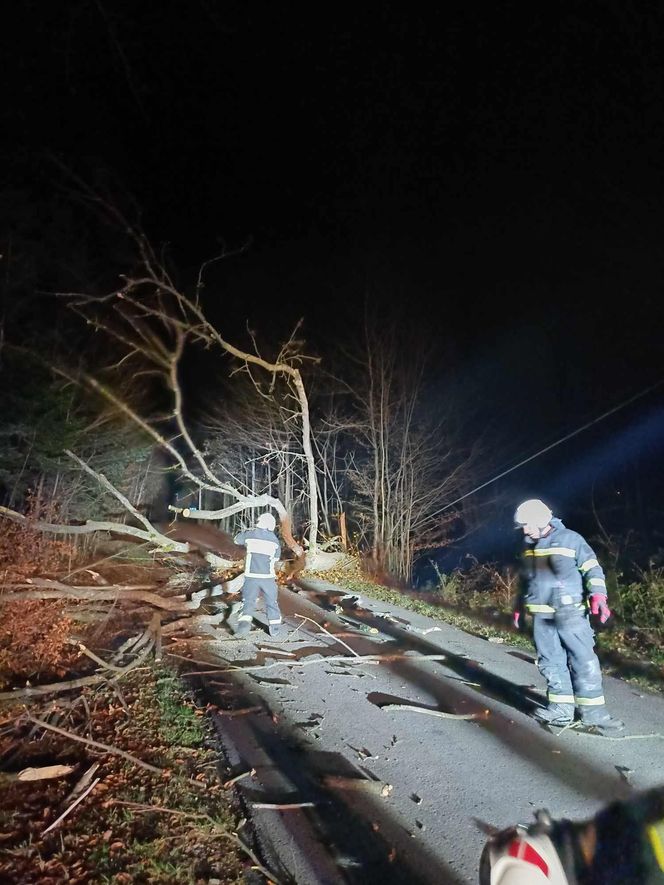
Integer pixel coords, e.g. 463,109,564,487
192,578,664,884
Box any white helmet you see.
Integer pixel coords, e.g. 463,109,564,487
481,831,569,884
256,512,276,531
514,499,553,529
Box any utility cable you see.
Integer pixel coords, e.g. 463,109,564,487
430,375,664,518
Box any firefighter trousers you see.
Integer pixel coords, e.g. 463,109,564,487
533,610,605,713
237,576,282,628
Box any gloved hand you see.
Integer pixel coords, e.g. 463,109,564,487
513,611,520,629
590,594,611,623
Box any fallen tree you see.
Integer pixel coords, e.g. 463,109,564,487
50,175,315,556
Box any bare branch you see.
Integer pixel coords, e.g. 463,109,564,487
64,449,155,534
3,579,192,611
0,504,189,552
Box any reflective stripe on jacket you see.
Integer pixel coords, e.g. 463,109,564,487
234,528,281,578
519,518,607,614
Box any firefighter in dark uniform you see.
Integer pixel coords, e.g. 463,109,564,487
234,512,284,637
513,499,624,733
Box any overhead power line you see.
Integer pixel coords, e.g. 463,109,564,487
431,375,664,518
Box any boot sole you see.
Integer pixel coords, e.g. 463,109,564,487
578,723,625,734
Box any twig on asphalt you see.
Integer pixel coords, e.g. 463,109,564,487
380,704,486,721
553,719,576,737
174,651,448,677
322,775,385,794
252,801,316,810
215,706,264,718
570,729,664,741
257,647,296,656
293,613,361,657
325,669,377,679
223,769,255,788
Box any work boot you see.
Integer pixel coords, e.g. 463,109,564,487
579,711,625,734
533,703,574,726
235,620,252,637
268,623,284,639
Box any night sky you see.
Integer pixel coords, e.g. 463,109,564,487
2,2,664,554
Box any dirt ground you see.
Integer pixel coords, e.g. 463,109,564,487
0,535,255,885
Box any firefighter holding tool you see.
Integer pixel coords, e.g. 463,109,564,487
234,512,285,638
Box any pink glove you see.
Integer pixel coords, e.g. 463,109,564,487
513,611,520,629
590,594,611,623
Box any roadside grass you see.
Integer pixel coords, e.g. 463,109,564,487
154,673,208,748
0,665,246,884
611,566,664,635
304,557,664,694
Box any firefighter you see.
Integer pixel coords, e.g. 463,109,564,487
513,499,624,733
233,512,284,637
481,785,664,883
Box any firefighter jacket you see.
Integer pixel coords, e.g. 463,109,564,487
517,518,608,616
233,527,281,579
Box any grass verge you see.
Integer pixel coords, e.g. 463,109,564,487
0,666,245,885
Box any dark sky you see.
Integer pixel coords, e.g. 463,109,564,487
2,2,664,543
4,5,663,300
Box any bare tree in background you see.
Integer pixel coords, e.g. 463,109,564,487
341,318,480,581
311,408,348,543
201,368,312,535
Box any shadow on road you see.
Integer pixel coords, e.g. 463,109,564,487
292,583,633,806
